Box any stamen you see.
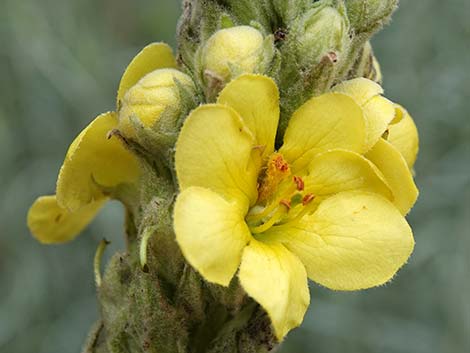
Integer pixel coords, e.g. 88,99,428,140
246,153,315,235
257,153,291,202
271,199,318,231
274,155,289,172
280,199,291,209
293,176,304,191
249,202,289,234
292,199,317,221
302,193,315,205
246,182,296,224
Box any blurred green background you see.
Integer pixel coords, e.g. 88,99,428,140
1,0,469,352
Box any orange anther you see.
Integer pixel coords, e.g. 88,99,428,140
302,194,315,206
257,153,291,202
293,176,304,191
274,155,289,172
280,199,291,209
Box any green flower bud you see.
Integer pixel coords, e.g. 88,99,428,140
345,0,398,32
200,25,269,84
272,0,311,24
118,68,196,138
295,5,349,67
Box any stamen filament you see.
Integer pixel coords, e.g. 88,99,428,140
249,206,288,234
246,182,297,224
271,199,317,230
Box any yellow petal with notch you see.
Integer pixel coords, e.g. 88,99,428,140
175,104,259,206
174,187,251,286
267,191,414,290
387,107,419,169
366,138,418,215
332,77,383,105
56,112,140,211
27,195,106,244
117,42,176,104
280,93,366,173
217,74,280,160
333,78,396,150
362,95,396,150
238,240,310,341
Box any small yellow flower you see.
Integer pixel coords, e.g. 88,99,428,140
173,74,418,340
27,43,183,243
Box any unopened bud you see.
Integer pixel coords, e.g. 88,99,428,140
118,68,195,138
272,0,311,23
201,26,269,86
295,5,348,67
346,0,398,32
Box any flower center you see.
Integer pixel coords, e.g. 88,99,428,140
246,153,316,235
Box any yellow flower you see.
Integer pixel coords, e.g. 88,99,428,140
27,43,182,244
173,74,417,340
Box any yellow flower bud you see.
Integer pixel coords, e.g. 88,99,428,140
201,26,265,82
296,5,348,65
118,68,195,137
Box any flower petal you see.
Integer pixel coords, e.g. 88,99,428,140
280,93,366,173
175,104,259,206
304,149,392,200
387,106,419,169
57,112,140,211
332,78,396,150
366,138,418,215
27,195,106,244
268,191,414,290
238,240,310,340
117,42,176,104
174,187,251,286
332,77,383,105
217,74,280,160
362,95,396,150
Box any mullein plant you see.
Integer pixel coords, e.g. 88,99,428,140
27,0,419,352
